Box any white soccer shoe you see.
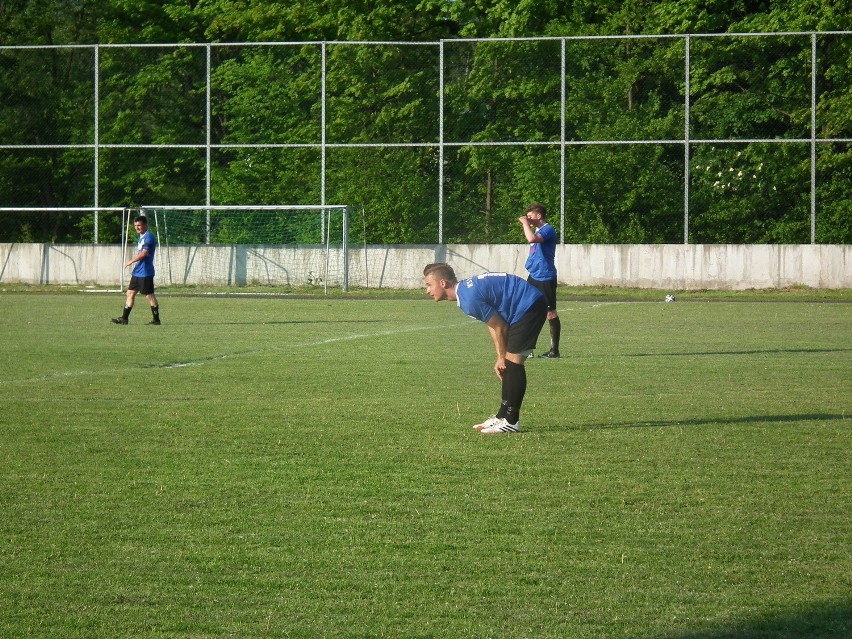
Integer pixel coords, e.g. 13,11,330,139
473,416,500,431
480,418,521,434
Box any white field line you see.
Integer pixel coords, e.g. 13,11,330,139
0,321,469,386
2,303,615,387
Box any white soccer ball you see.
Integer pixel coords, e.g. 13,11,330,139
665,294,676,302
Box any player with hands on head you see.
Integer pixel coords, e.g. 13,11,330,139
519,202,561,358
112,214,161,326
423,263,548,434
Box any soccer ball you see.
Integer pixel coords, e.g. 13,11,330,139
665,294,676,302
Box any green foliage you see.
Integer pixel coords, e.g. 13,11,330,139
815,143,852,244
149,208,339,245
689,143,812,243
0,2,849,244
690,35,812,140
214,45,321,144
328,147,439,243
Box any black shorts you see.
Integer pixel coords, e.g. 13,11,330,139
507,297,548,355
527,276,557,312
128,276,155,295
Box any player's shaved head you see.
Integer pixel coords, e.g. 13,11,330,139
423,263,457,283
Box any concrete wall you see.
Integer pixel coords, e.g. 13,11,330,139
1,242,850,289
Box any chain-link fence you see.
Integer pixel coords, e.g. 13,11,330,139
1,32,849,246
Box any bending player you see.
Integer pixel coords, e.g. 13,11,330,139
423,263,547,434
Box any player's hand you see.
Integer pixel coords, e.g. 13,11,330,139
494,357,506,379
518,216,530,225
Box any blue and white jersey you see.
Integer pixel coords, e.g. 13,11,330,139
456,273,543,325
132,230,157,278
524,222,557,281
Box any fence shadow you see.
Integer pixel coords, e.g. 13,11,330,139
622,347,852,357
650,598,851,639
546,413,846,433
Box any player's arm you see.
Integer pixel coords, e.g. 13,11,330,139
124,248,149,268
485,313,509,379
518,216,542,243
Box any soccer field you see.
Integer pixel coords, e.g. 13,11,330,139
1,292,850,638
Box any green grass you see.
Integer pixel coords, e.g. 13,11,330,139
3,281,850,302
0,291,850,638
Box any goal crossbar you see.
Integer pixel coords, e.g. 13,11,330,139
134,205,349,211
137,205,351,292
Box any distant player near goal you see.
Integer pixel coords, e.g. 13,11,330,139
519,202,561,358
112,214,162,326
424,263,547,434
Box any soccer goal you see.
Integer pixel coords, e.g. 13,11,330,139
134,205,351,292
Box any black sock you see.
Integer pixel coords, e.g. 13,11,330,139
496,400,509,419
501,360,527,425
151,306,160,321
122,305,131,320
495,376,510,418
550,317,561,353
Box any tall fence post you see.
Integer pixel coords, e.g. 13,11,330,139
438,40,445,245
811,33,817,244
94,44,100,244
683,35,691,245
206,43,212,245
322,42,328,243
560,37,566,244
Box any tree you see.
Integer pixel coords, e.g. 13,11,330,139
0,0,848,245
0,1,100,240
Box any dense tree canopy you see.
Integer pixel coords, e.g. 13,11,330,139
0,0,849,244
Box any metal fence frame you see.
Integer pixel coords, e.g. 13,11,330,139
1,32,849,244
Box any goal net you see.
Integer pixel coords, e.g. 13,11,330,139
132,205,350,292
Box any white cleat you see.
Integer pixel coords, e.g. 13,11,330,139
480,418,521,434
473,416,500,431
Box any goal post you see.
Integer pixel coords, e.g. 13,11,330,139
138,205,351,292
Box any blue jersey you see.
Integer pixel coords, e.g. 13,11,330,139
524,222,557,281
132,230,157,278
456,273,543,325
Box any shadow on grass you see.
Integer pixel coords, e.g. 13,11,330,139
622,348,852,357
654,598,851,639
550,413,847,432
